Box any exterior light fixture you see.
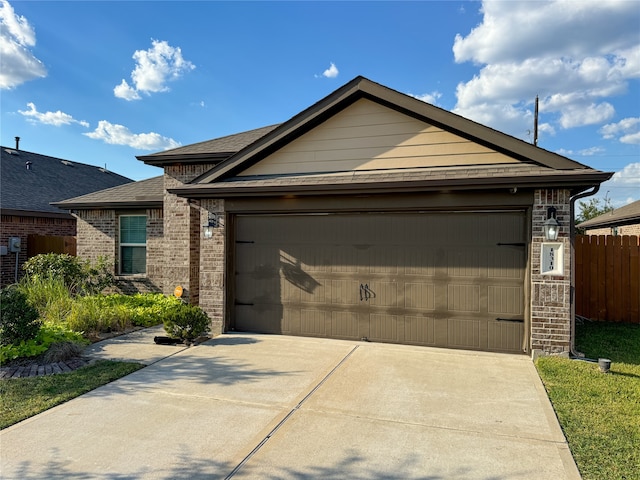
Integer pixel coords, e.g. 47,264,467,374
544,206,560,241
203,213,219,239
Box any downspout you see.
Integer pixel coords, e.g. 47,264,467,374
569,185,600,357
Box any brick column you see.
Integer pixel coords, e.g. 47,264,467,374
530,189,572,355
163,165,214,304
198,198,226,335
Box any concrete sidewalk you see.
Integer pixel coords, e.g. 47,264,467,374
82,324,190,365
0,333,581,479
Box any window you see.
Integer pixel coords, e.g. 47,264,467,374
120,215,146,274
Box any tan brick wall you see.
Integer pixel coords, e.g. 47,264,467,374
585,224,640,236
1,214,76,286
530,189,572,354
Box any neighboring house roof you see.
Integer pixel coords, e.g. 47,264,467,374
1,146,132,217
52,175,164,210
576,200,640,229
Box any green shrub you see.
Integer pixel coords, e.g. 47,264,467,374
22,253,114,295
0,287,41,347
65,296,128,336
0,322,86,363
163,303,210,341
16,275,73,323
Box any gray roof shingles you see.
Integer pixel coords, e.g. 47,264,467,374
53,175,163,209
1,147,132,215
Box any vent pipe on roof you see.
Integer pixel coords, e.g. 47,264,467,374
26,161,32,170
533,96,539,146
15,136,20,150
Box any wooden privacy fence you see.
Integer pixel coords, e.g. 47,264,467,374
575,235,640,323
27,235,77,258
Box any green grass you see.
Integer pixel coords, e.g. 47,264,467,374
0,360,143,430
536,321,640,480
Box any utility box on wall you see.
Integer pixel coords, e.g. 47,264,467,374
9,237,21,253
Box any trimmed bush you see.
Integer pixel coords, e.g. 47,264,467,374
163,303,211,342
0,287,41,347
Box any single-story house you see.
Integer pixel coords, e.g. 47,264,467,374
1,141,132,286
54,76,613,356
576,199,640,236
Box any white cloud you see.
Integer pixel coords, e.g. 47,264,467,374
113,79,140,101
599,117,640,144
610,162,640,185
114,39,195,100
410,91,442,105
578,146,605,156
0,0,46,89
452,0,639,139
84,120,180,151
18,102,89,127
322,62,339,78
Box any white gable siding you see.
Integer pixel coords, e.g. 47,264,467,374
239,99,519,176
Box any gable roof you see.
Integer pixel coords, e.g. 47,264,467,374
577,200,640,229
1,147,132,217
166,76,611,198
52,175,164,210
193,76,602,185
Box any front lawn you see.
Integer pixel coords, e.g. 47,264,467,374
536,321,640,480
0,360,143,429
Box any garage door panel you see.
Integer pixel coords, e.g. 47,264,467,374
448,318,482,349
488,320,524,353
447,284,481,312
331,311,360,339
488,285,524,316
404,315,436,345
404,283,435,310
234,212,526,353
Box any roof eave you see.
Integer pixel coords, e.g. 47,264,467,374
137,152,233,167
51,201,163,210
169,172,613,199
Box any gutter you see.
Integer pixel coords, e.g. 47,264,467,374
569,185,600,358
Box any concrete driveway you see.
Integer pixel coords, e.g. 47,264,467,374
1,333,580,479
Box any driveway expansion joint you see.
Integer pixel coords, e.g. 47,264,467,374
224,345,360,479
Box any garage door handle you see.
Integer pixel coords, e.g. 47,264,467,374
496,317,524,323
235,301,254,306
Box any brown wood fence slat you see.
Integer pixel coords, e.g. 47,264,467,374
27,235,77,258
575,235,640,323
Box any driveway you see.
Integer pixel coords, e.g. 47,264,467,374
1,334,580,479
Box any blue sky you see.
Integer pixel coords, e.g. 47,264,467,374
2,0,639,207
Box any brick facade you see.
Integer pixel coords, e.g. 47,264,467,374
1,214,76,287
530,189,572,355
585,224,640,236
75,208,164,295
162,164,216,304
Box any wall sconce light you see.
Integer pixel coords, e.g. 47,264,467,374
203,213,220,239
544,206,560,241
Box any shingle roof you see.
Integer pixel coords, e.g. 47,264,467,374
1,147,132,215
138,125,280,166
577,200,640,229
52,175,163,210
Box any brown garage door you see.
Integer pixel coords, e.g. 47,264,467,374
234,212,526,353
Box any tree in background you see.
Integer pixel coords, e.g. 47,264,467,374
575,197,614,231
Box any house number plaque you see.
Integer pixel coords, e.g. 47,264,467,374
541,242,564,276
